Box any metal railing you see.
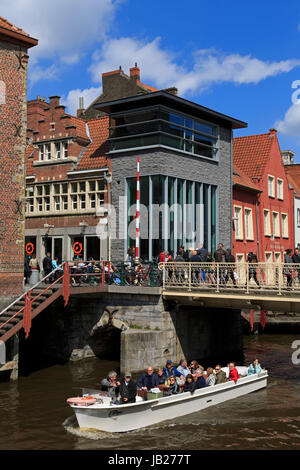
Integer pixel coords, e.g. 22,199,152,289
158,262,300,295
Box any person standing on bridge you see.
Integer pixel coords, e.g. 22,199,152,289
214,243,226,284
284,249,293,288
292,248,300,283
43,252,53,283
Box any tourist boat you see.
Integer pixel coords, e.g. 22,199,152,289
66,366,268,433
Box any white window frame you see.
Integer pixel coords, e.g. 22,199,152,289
277,178,283,200
281,213,288,238
46,143,51,161
38,145,44,161
62,142,68,159
55,142,61,159
244,207,254,240
297,208,300,228
272,211,280,237
268,175,275,198
274,252,282,263
234,205,243,240
264,209,271,236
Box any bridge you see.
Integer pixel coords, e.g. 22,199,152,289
1,260,300,380
1,260,300,345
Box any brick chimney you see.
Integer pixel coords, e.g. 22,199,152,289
49,95,60,107
130,63,140,81
269,128,277,134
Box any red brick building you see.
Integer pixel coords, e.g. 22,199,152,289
233,129,294,263
0,17,37,303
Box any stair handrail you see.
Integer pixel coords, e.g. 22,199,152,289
0,266,62,318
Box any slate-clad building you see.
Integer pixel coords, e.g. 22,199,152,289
95,91,247,261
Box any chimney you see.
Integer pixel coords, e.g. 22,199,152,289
77,96,85,117
49,96,60,107
269,128,277,135
130,63,140,81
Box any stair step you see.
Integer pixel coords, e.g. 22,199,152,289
0,316,20,325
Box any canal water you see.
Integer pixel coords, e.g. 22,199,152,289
0,334,299,450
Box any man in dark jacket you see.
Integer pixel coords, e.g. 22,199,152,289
214,243,226,262
292,248,300,282
137,366,159,391
43,252,53,282
193,369,207,389
119,372,137,404
197,243,208,262
225,249,237,287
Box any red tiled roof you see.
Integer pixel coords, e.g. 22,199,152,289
233,164,261,192
284,164,300,197
69,116,90,141
136,80,158,92
75,117,109,171
233,132,276,179
0,16,30,36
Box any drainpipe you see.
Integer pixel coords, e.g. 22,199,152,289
104,171,112,261
256,196,261,261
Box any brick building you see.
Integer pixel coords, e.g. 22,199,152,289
232,165,261,263
0,17,37,303
233,129,294,263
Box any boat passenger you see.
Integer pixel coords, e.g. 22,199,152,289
157,367,166,385
163,359,182,378
193,369,207,389
228,362,240,382
247,358,262,375
101,370,121,402
177,359,190,378
189,360,200,374
136,366,159,391
166,376,180,395
214,364,227,384
206,367,216,386
183,374,196,392
119,372,137,404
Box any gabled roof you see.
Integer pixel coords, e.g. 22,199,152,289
233,164,261,193
0,16,38,48
233,132,276,179
74,117,109,171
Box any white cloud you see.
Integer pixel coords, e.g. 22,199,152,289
89,38,300,95
62,86,102,115
1,0,119,63
275,102,300,137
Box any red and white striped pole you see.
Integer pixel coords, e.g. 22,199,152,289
135,155,140,262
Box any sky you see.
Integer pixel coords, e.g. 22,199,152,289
2,0,300,160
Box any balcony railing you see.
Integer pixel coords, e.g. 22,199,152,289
159,262,300,295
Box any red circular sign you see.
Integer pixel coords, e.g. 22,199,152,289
73,242,83,255
25,243,34,255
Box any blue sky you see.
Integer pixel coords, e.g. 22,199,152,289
3,0,300,160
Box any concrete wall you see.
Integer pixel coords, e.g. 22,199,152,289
111,126,232,260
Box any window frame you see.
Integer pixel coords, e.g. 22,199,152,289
272,211,280,237
277,178,284,200
281,213,289,238
268,175,275,198
244,207,254,241
233,205,243,240
264,209,271,236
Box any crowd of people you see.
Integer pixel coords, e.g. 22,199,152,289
100,358,262,404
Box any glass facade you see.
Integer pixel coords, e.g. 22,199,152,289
110,106,219,160
126,175,217,260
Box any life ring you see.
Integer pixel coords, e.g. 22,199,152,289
67,396,96,406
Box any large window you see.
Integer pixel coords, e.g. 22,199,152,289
110,106,219,160
268,175,275,198
26,179,106,215
126,175,217,260
38,140,69,162
277,178,283,200
281,213,288,238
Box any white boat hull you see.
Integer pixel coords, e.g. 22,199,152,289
68,370,268,433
